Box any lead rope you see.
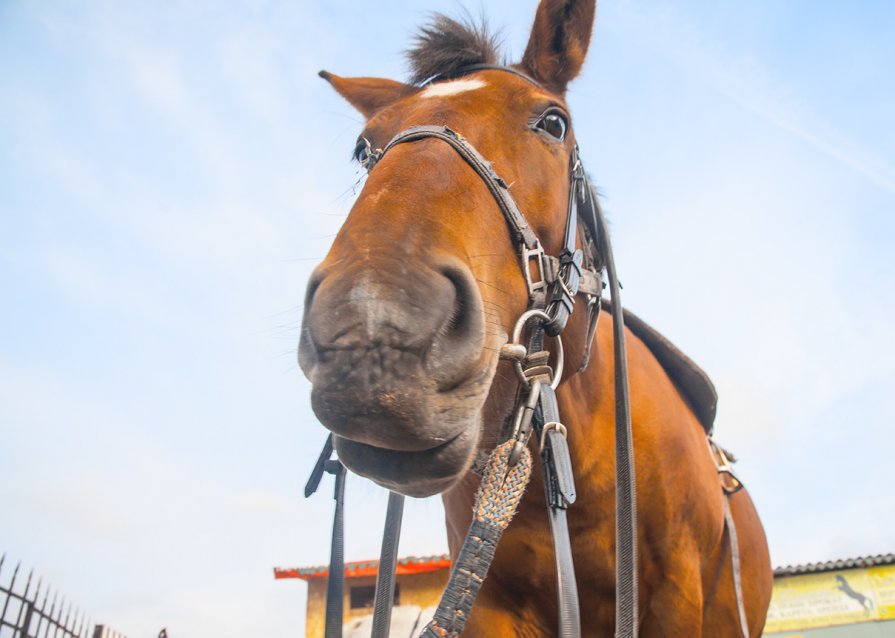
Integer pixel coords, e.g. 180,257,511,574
420,441,533,637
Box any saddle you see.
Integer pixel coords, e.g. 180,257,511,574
610,302,718,435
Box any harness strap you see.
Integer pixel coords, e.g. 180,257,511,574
305,436,347,638
535,385,581,637
592,185,640,638
324,461,346,638
708,437,749,638
723,498,750,638
370,492,405,638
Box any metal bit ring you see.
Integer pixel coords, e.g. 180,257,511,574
509,309,564,390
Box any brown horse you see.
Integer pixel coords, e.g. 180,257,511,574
298,1,772,635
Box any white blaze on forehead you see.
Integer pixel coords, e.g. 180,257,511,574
420,78,487,99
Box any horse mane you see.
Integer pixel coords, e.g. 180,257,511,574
406,13,503,86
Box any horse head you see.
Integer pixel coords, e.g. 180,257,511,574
299,0,597,497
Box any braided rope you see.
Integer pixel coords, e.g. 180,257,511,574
473,440,533,529
420,440,533,637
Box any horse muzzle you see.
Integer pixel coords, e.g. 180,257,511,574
298,254,499,495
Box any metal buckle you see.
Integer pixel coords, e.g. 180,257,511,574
522,242,547,298
707,437,744,495
539,421,568,454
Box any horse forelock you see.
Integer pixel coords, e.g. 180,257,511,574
406,13,503,86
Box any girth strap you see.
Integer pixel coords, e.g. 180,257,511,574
724,498,750,638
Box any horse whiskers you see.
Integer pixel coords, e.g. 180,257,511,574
475,278,511,295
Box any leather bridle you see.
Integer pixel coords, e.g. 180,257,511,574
306,66,640,638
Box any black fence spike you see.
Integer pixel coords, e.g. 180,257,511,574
57,594,68,625
0,558,126,638
10,560,21,590
23,568,35,596
63,599,73,628
13,569,37,634
0,562,21,633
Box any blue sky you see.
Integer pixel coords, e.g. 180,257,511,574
1,1,893,636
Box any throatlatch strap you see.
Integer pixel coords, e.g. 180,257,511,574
420,441,532,638
371,492,405,638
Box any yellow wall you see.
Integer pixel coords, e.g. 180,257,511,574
305,570,449,638
765,565,895,634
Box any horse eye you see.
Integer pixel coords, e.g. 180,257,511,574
353,141,370,165
536,112,568,142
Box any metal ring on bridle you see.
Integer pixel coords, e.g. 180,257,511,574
510,309,564,390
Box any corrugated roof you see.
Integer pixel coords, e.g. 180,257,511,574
773,553,895,577
274,554,452,581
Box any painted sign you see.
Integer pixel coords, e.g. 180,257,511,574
766,566,895,633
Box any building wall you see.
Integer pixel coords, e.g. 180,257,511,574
304,563,895,637
305,570,449,638
765,565,895,636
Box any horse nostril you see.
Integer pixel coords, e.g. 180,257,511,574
425,262,486,390
441,268,471,336
298,268,327,376
304,269,325,311
438,265,478,340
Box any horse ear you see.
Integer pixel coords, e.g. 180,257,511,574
319,71,417,119
520,0,597,92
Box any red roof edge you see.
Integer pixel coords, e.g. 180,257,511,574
274,554,452,581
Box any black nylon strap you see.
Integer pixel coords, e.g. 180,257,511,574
371,492,405,638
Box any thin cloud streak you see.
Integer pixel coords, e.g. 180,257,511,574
608,1,895,195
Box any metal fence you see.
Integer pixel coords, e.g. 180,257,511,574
0,555,126,638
